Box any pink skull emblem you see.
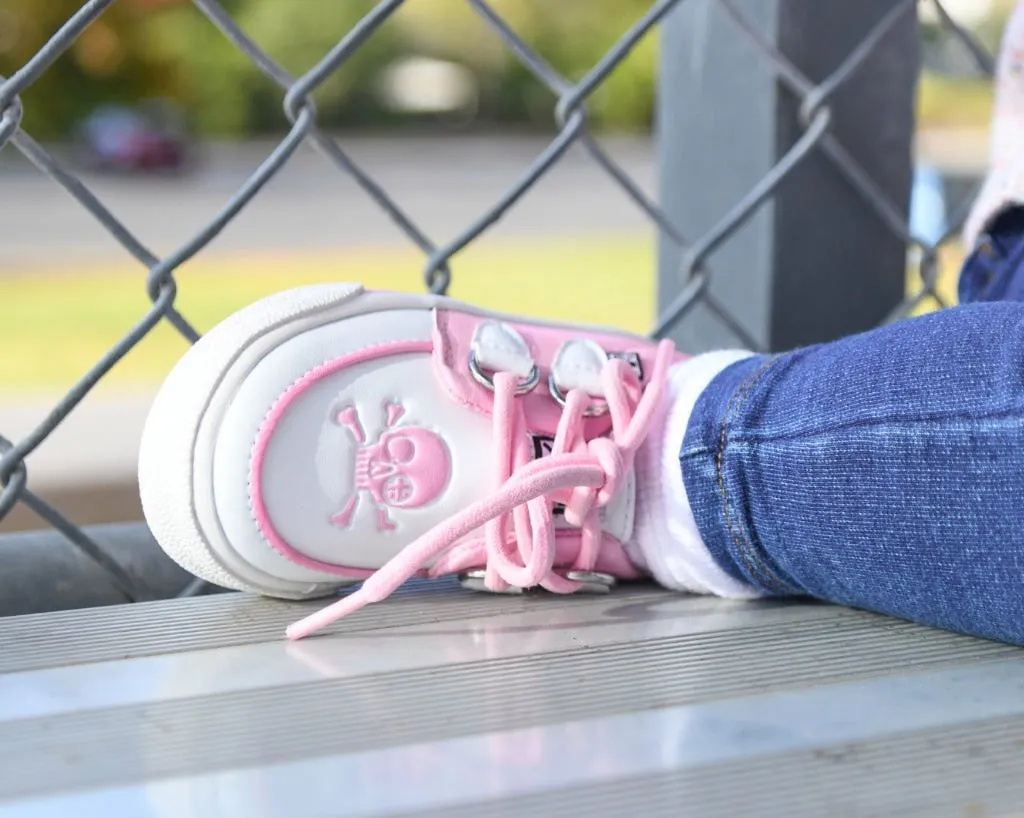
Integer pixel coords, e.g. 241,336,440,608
330,400,451,532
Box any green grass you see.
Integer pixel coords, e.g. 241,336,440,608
0,233,657,393
0,233,967,394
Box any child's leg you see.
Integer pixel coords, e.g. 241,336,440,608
959,205,1024,303
631,10,1024,646
636,201,1024,645
661,302,1024,646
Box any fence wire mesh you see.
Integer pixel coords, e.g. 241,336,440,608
0,0,997,607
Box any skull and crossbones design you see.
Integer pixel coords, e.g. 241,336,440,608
329,399,451,532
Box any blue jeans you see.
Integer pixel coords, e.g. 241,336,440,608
682,206,1024,645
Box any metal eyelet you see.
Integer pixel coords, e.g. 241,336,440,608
458,570,525,595
468,351,540,395
548,372,609,417
458,570,617,595
563,570,617,593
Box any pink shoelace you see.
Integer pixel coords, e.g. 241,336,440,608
286,337,676,640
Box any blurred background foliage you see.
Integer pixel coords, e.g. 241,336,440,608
0,0,1012,140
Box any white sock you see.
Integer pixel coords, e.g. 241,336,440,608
628,350,764,599
963,3,1024,248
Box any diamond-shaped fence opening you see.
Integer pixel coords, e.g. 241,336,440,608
0,0,998,613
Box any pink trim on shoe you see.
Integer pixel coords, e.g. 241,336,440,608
250,339,435,577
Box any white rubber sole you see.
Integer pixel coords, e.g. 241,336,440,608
140,283,444,598
139,283,653,599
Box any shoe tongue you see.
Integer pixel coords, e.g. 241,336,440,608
473,331,637,545
453,315,644,545
538,339,637,544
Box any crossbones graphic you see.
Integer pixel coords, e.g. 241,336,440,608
330,399,451,532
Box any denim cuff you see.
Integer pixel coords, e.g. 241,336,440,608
679,353,804,597
959,204,1024,305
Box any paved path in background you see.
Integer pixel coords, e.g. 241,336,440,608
0,135,657,268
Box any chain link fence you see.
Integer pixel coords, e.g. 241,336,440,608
0,0,997,612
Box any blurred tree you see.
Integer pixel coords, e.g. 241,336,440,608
2,0,661,139
392,0,657,129
144,0,400,134
0,0,176,137
5,0,1015,140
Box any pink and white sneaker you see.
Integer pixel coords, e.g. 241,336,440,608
138,284,681,639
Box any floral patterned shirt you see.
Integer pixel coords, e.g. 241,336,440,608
964,2,1024,246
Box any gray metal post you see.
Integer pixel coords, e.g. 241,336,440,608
656,0,918,353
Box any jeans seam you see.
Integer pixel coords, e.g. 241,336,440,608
716,354,788,592
977,250,1010,301
998,225,1024,298
963,217,1024,302
725,404,1024,446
